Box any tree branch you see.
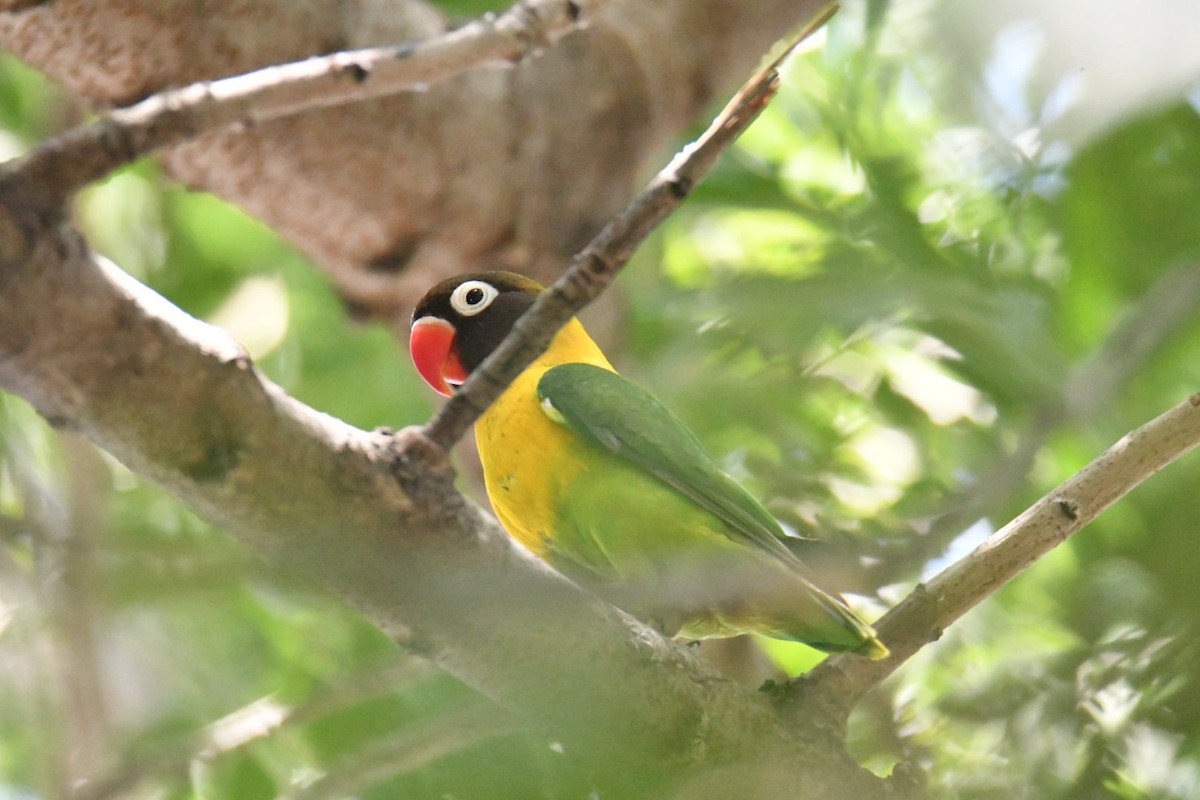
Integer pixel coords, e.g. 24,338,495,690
867,260,1200,591
0,223,808,791
3,0,831,317
789,390,1200,727
5,0,608,207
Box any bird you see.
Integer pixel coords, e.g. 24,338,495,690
409,271,887,659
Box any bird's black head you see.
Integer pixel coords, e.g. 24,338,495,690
409,271,544,396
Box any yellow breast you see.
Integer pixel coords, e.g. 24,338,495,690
474,319,613,555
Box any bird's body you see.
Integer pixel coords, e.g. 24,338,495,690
410,271,886,658
472,318,613,559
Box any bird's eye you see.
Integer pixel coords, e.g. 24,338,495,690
450,280,499,317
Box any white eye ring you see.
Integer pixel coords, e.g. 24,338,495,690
450,280,499,317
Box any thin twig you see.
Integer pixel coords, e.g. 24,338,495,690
72,660,441,800
423,3,841,450
283,705,518,800
0,0,608,207
788,390,1200,726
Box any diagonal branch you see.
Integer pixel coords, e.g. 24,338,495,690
3,0,609,207
866,261,1200,591
787,390,1200,727
0,232,797,792
423,3,840,450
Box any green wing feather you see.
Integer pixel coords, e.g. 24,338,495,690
536,363,806,571
537,363,887,658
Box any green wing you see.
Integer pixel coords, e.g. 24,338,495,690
536,363,805,570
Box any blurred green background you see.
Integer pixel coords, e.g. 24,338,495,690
3,0,1200,797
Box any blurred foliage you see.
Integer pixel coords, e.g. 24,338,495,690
3,0,1200,798
624,1,1200,796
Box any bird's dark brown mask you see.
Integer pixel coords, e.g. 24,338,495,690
409,271,544,396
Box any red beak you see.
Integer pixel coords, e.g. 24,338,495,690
409,317,468,397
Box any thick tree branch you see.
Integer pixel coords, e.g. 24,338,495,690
0,221,815,792
788,390,1200,728
7,0,608,208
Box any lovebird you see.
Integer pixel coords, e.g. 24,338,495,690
410,271,886,659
